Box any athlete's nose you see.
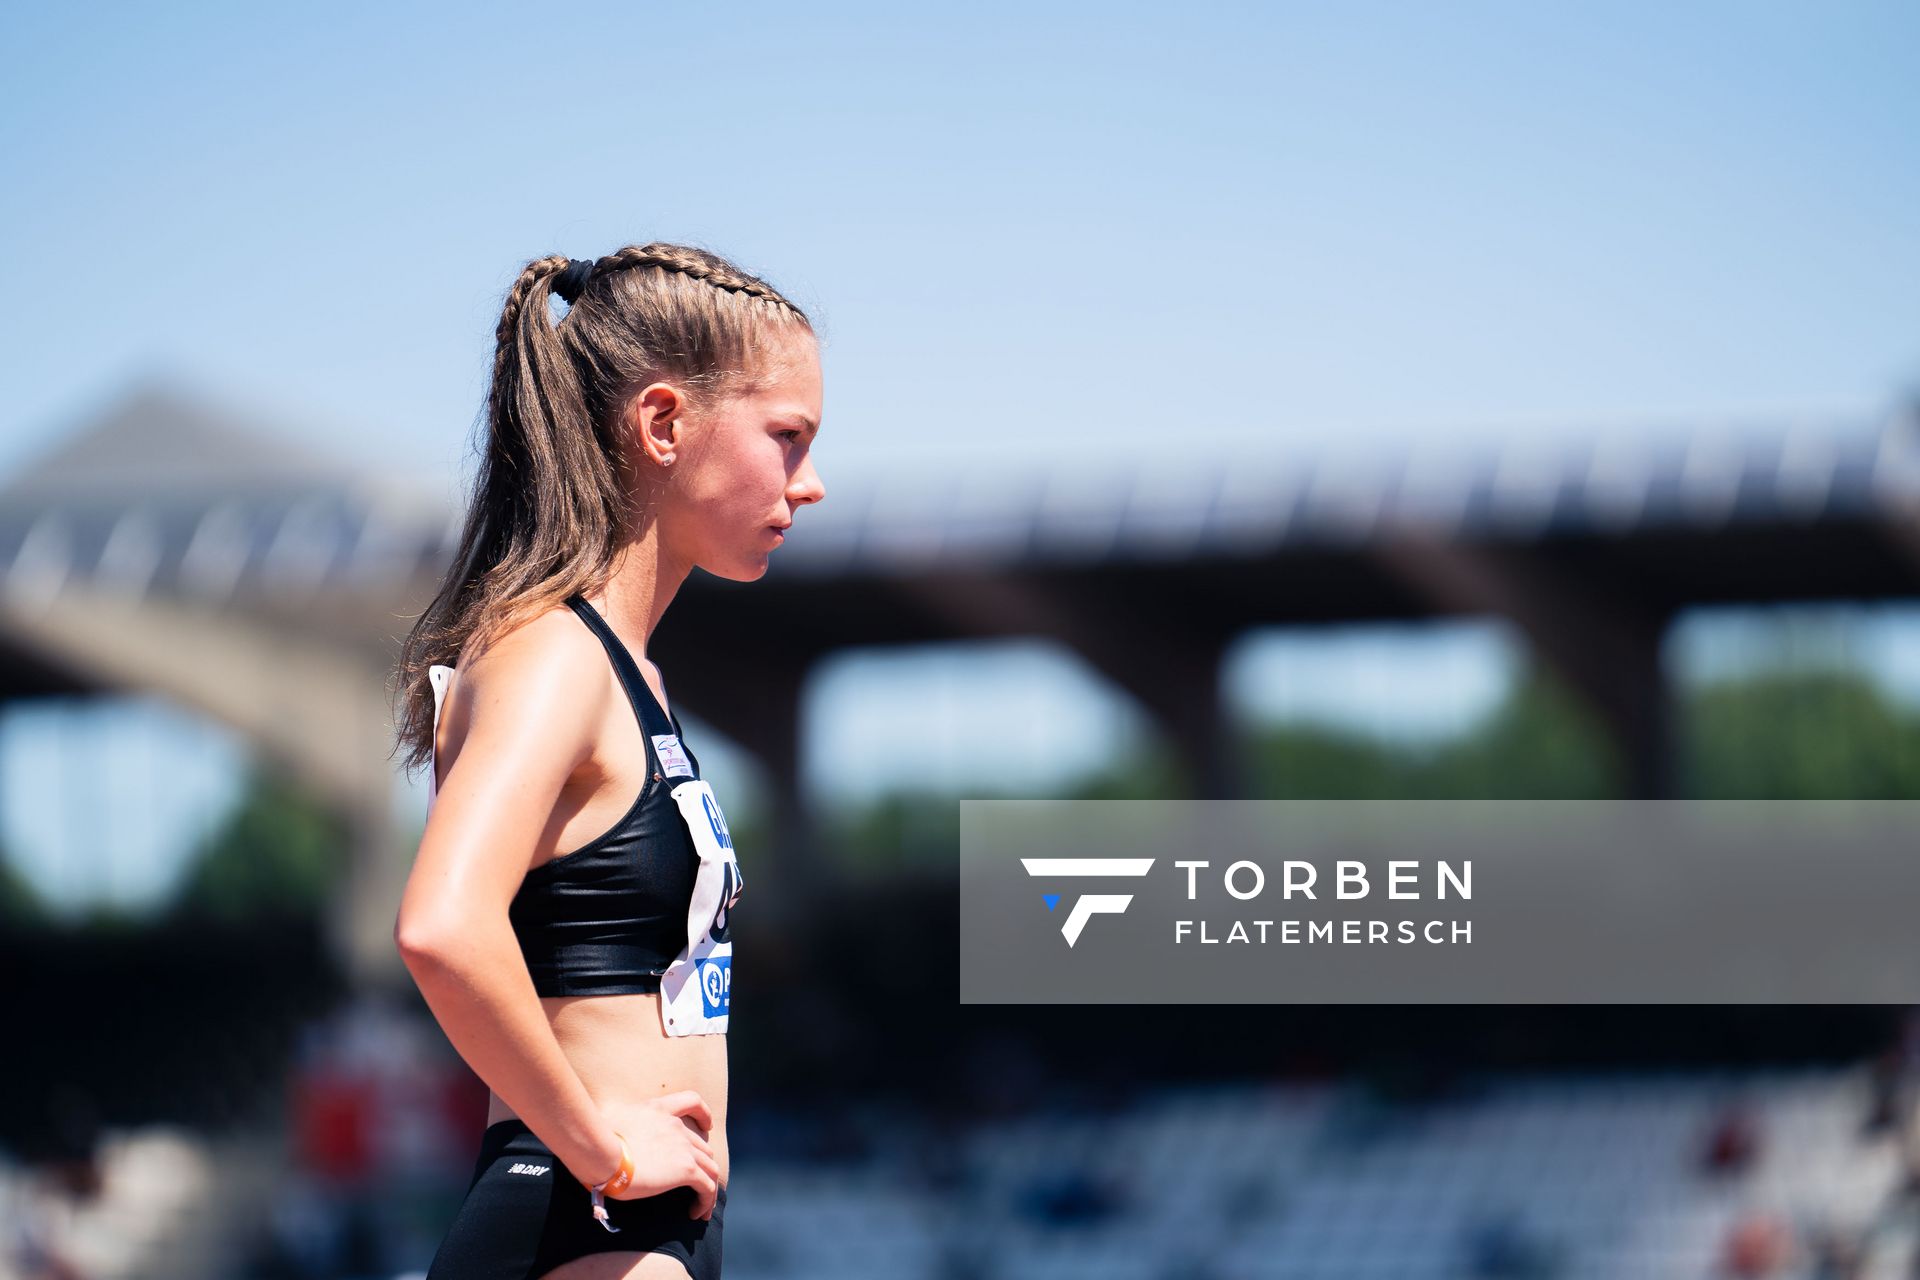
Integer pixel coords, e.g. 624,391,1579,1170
789,456,825,508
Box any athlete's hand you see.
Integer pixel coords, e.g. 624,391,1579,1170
596,1090,721,1221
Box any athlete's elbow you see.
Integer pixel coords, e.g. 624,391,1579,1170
394,909,460,970
396,902,508,976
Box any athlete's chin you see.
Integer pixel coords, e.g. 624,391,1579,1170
700,555,772,583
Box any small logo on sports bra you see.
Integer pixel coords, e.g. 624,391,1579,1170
508,1163,550,1177
652,734,694,778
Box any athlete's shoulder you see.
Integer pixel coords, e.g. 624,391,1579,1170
456,598,613,763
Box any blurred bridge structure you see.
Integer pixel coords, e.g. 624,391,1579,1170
4,378,1919,983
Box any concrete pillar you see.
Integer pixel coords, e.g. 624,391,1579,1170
888,573,1250,799
1372,533,1677,798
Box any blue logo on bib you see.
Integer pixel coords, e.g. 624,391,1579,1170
698,956,731,1015
701,793,733,851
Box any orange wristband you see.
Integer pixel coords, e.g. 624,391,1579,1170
588,1134,633,1232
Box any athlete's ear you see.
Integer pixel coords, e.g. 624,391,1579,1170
625,383,687,467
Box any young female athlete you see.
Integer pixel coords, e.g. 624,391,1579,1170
389,242,824,1279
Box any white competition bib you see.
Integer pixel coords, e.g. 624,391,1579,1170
658,778,745,1037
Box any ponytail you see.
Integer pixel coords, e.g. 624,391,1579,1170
389,243,811,775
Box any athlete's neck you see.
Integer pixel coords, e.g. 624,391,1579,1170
597,529,687,659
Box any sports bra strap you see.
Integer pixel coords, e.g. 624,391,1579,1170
563,595,678,743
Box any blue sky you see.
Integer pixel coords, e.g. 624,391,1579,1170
3,1,1918,912
3,1,1916,476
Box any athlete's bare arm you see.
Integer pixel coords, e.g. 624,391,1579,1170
395,606,629,1186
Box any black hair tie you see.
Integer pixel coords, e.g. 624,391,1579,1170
553,257,595,304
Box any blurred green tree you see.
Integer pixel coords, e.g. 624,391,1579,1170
820,664,1920,873
168,764,347,923
0,840,52,927
1243,665,1618,799
1685,671,1920,799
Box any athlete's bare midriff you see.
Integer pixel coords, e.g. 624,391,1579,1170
486,996,731,1189
438,629,732,1190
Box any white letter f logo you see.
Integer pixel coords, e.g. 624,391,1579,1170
1021,858,1156,946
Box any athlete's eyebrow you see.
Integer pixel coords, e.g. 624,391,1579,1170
777,413,819,437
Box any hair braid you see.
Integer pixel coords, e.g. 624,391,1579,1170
391,239,814,777
595,242,802,316
491,254,575,384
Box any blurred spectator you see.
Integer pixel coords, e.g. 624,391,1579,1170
291,1061,375,1186
2,1086,102,1280
1720,1211,1796,1278
1864,1009,1920,1139
1866,1044,1905,1138
4,1173,89,1280
253,991,480,1278
1803,1218,1866,1280
1702,1099,1763,1177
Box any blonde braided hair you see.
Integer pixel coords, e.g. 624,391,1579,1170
581,243,805,316
391,241,814,775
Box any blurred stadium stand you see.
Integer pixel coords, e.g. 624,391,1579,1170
715,1063,1920,1279
14,1051,1920,1279
6,381,1920,1279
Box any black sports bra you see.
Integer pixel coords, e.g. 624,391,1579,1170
426,594,716,998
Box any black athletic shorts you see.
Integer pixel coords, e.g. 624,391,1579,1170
424,1118,726,1280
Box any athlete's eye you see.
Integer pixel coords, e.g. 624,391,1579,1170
779,429,803,443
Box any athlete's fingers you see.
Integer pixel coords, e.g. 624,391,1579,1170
684,1160,717,1220
660,1091,714,1135
680,1125,714,1162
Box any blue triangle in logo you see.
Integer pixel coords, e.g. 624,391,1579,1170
1042,893,1060,912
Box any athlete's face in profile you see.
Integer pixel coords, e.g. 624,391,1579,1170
642,328,825,582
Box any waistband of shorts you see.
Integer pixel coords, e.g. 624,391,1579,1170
477,1118,550,1158
476,1118,729,1205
